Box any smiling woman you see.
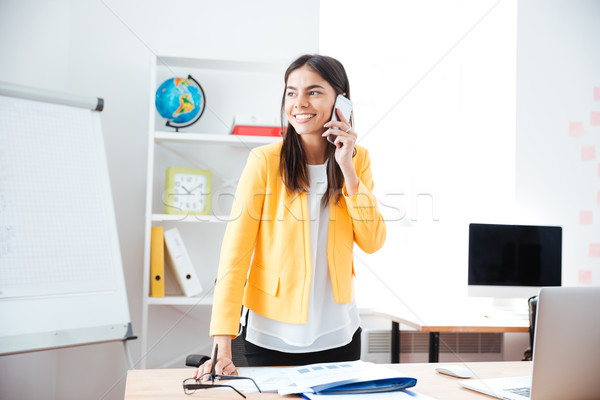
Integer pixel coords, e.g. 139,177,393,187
285,70,338,135
198,54,386,375
280,55,358,202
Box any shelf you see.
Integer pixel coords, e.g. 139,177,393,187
155,131,282,146
156,55,284,73
151,213,229,223
147,294,213,306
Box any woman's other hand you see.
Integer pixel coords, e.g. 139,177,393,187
195,335,237,381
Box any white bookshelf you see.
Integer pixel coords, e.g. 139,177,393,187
146,294,214,306
150,213,229,223
140,54,283,368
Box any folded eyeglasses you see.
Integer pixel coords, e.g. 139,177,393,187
182,344,261,398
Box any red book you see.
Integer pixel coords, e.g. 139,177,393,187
232,125,283,137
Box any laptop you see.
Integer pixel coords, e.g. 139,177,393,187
460,286,600,400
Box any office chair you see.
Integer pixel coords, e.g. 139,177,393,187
186,335,248,368
522,295,538,361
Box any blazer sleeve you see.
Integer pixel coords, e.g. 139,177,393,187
209,148,267,337
343,148,386,254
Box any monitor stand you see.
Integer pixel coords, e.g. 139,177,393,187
485,298,529,320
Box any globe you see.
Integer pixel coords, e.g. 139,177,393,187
155,76,205,129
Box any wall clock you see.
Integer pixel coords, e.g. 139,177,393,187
164,167,212,215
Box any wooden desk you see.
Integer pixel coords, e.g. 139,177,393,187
124,361,532,399
369,308,529,363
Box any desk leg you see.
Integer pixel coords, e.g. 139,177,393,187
391,322,400,363
429,332,440,363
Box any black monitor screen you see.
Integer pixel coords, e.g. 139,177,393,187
468,223,562,287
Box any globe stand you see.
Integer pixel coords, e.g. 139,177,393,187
164,74,206,132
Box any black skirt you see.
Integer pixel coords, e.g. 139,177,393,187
242,325,362,367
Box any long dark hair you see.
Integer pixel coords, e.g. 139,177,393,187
279,54,353,206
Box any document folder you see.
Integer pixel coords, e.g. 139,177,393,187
163,227,203,297
150,226,165,297
312,377,417,394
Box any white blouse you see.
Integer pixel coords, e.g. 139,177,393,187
243,163,360,353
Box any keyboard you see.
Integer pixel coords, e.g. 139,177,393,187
505,387,531,397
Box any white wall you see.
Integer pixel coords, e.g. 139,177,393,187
320,0,517,311
320,0,599,360
0,1,319,399
515,0,600,286
320,0,599,309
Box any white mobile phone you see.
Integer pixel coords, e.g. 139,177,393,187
327,94,353,144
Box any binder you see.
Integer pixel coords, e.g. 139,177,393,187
163,227,204,297
150,226,165,297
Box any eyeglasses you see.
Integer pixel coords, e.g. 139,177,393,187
182,374,261,398
182,344,261,399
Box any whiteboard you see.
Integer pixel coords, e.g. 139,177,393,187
0,86,132,355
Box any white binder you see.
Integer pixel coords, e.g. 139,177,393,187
163,228,204,297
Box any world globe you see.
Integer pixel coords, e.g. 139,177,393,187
155,75,205,130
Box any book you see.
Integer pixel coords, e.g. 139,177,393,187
232,125,282,137
163,227,203,297
231,114,281,127
277,361,417,396
230,114,283,137
149,226,165,297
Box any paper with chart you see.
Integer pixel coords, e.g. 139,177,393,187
0,95,118,298
233,367,294,392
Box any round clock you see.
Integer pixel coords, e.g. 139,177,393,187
164,167,212,215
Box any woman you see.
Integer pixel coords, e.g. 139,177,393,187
199,54,386,377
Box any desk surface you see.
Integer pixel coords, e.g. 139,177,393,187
363,304,530,363
125,361,532,399
368,308,530,333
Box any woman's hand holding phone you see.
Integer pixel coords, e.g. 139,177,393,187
325,94,353,144
323,108,356,163
323,96,360,195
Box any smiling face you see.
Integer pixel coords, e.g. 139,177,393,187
284,65,337,138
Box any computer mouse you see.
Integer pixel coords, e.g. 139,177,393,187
435,365,474,379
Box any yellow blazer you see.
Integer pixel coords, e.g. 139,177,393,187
209,142,386,336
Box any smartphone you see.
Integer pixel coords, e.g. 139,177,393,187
327,94,353,145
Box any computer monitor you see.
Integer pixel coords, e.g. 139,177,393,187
468,223,562,311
